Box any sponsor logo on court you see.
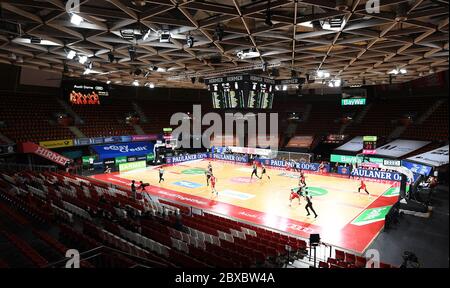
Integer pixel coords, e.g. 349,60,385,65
220,189,255,200
230,177,258,184
383,185,409,197
181,168,207,175
351,206,392,226
173,181,203,189
278,172,299,179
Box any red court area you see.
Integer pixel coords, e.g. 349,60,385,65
91,160,400,254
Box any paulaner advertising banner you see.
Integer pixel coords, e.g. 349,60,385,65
166,153,209,164
350,168,402,181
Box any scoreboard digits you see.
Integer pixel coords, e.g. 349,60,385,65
363,136,377,154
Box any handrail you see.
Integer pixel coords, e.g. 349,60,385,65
45,245,165,268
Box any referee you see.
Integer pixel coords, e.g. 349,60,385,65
304,191,318,218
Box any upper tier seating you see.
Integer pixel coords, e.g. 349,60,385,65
71,98,136,137
344,97,436,137
400,101,449,141
0,93,74,143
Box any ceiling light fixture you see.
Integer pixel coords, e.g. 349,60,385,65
78,55,88,64
70,14,84,26
66,50,76,60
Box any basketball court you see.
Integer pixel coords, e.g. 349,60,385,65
91,159,401,254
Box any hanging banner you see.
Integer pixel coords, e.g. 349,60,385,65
20,142,71,166
406,145,449,167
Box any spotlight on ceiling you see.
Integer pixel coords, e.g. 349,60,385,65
78,55,88,64
133,80,139,86
317,70,330,78
186,35,194,48
237,48,260,59
106,80,111,84
70,14,83,26
329,17,343,29
159,31,171,43
30,36,41,44
66,50,76,60
149,83,155,89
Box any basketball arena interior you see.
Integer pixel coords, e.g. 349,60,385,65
0,0,448,271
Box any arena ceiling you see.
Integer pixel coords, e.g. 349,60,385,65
0,0,448,88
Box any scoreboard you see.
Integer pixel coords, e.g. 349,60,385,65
363,136,377,154
206,75,275,109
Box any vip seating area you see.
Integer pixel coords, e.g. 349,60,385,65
0,170,317,268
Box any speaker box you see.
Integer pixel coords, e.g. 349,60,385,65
309,234,320,245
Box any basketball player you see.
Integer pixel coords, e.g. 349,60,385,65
250,161,259,179
358,180,369,194
205,169,212,186
210,175,218,196
259,164,270,180
207,162,213,174
304,191,318,218
289,188,301,207
318,161,325,173
299,170,306,186
158,167,165,183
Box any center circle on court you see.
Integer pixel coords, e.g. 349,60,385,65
230,177,258,184
305,187,328,197
181,168,206,175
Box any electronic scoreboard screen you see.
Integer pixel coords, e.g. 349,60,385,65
207,75,274,109
63,79,109,105
363,136,377,154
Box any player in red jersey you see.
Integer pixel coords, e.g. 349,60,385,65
289,188,301,207
299,170,306,186
358,180,369,194
210,175,218,196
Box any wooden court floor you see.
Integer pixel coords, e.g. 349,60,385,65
93,159,398,254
